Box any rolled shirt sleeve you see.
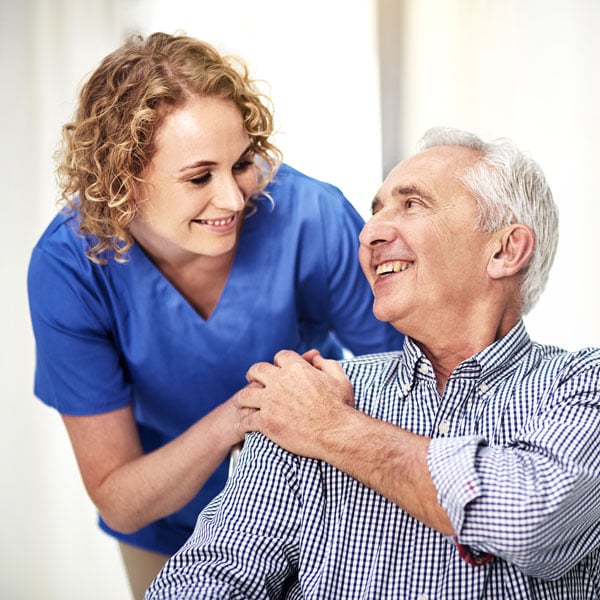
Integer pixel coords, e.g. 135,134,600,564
428,355,600,580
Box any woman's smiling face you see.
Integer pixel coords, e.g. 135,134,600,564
130,95,258,264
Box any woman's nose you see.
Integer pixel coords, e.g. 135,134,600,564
213,176,245,212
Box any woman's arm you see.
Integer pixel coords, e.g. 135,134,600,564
62,396,247,533
29,233,252,534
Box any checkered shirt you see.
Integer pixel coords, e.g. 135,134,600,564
147,321,600,599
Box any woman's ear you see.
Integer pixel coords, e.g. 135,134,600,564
487,224,535,280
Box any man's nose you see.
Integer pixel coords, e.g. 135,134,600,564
359,215,397,248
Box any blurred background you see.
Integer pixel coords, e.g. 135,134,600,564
1,0,598,597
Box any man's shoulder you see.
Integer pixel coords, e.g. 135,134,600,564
530,342,600,375
341,350,403,366
503,342,600,410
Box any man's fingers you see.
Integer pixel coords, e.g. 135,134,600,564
311,354,356,407
247,351,322,384
301,349,321,363
273,349,305,367
311,354,348,380
246,361,279,384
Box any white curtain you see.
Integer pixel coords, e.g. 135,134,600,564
2,0,598,598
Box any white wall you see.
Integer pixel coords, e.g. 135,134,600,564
1,1,132,598
2,1,598,599
392,0,600,350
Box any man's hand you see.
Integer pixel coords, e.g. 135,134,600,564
235,349,453,535
235,349,355,459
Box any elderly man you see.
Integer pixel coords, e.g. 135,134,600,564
147,127,600,599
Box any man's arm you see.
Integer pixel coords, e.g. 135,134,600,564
429,349,600,579
146,432,301,599
239,348,600,579
237,350,454,535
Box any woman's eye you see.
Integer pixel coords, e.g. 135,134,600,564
190,173,211,185
233,159,253,172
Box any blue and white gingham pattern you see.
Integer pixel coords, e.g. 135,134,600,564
147,321,600,599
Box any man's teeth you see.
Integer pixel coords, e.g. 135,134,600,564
375,261,410,276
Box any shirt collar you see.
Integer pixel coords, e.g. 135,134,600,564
398,320,532,391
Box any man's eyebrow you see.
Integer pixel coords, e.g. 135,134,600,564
370,184,435,213
392,185,433,200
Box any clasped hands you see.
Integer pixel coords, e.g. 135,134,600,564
234,349,356,459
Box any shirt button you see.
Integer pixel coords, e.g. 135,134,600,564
438,420,450,435
479,382,489,392
419,363,429,375
417,595,429,600
402,383,411,393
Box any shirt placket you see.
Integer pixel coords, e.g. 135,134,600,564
433,374,481,440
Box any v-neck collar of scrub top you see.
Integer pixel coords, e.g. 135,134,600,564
128,199,275,333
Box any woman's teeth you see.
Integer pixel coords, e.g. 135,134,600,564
198,215,235,226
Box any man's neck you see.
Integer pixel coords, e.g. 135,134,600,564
409,311,521,394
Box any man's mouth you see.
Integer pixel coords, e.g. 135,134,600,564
375,260,411,276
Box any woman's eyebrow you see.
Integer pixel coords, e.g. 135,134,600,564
178,160,215,174
178,144,254,174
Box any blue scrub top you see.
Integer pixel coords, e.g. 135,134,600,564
28,164,404,554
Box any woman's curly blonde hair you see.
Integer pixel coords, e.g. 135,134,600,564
57,32,282,263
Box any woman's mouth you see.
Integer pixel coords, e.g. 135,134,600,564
192,213,237,232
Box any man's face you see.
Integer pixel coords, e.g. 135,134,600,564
359,145,499,339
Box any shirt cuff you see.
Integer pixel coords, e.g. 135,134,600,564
428,435,486,536
454,538,495,567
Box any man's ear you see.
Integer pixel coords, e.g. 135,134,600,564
487,224,535,280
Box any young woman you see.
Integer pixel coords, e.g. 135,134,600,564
27,32,404,598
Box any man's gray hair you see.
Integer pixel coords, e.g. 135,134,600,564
417,126,559,314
